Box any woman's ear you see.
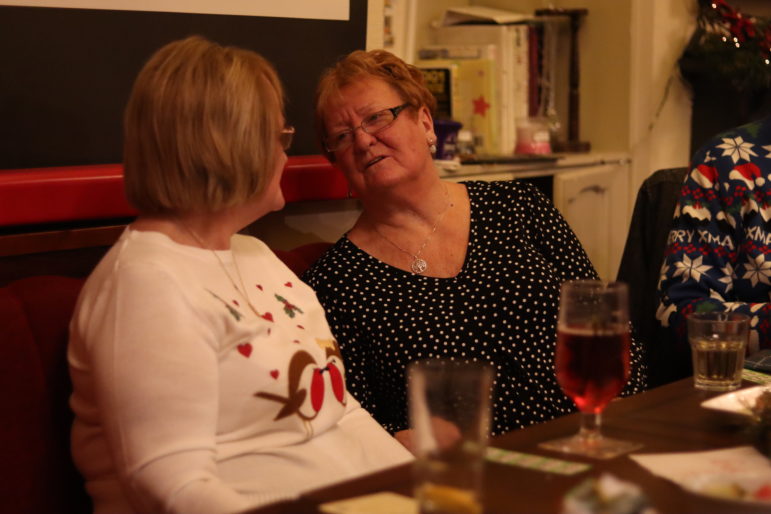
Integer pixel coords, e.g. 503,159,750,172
418,105,436,142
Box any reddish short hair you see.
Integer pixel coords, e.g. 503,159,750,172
314,49,436,162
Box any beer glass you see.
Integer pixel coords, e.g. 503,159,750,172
540,280,642,459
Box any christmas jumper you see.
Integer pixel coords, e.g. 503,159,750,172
658,116,771,355
69,228,413,514
303,180,647,436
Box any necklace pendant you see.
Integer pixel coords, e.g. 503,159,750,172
411,257,428,274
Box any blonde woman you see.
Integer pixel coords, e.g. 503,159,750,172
68,37,411,514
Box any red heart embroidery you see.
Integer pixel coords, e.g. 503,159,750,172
284,282,293,287
262,312,274,322
256,285,263,291
270,369,279,379
237,343,252,357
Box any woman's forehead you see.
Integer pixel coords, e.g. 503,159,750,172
325,79,401,116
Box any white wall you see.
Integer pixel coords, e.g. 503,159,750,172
629,0,694,198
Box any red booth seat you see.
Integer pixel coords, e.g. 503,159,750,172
0,155,347,227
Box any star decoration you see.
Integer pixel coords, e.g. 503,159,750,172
742,254,771,287
718,262,735,293
672,254,712,283
655,302,676,326
716,136,757,163
472,95,490,116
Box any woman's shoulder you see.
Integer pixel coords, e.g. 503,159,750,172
691,115,771,173
232,233,274,257
464,179,545,209
464,179,539,196
301,237,354,287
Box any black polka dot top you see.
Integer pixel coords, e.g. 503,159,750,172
303,180,646,436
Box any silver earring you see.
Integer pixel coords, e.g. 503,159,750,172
428,140,437,155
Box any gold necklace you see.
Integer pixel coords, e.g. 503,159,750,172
183,225,261,317
371,184,452,275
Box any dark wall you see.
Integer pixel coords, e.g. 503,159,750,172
687,81,771,156
0,3,367,169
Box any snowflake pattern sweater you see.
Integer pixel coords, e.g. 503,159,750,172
658,116,771,354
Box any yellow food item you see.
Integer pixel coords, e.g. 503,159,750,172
701,481,746,500
417,483,482,514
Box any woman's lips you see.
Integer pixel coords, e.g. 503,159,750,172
364,155,386,169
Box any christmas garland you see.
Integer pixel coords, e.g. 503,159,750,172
681,0,771,91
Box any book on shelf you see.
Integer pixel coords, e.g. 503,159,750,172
419,63,455,121
511,24,530,129
432,22,553,156
440,5,530,26
432,25,521,154
528,23,542,118
417,57,499,155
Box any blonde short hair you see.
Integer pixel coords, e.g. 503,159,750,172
314,49,436,162
123,35,285,215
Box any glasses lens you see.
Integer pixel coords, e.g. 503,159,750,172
324,105,403,152
281,127,295,150
325,132,351,152
362,110,396,135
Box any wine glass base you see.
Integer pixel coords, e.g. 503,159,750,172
539,434,642,460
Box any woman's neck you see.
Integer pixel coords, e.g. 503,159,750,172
357,178,452,230
131,212,240,250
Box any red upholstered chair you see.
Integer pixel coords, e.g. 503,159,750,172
0,275,91,514
0,242,331,513
273,241,333,277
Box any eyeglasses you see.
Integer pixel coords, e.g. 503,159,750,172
323,103,410,152
280,126,295,151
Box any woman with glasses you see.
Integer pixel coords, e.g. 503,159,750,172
68,37,412,514
303,49,646,450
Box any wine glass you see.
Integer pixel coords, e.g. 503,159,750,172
539,280,642,459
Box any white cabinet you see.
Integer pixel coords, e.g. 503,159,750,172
441,153,630,281
553,161,629,281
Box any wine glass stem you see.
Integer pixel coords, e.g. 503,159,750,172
578,412,602,442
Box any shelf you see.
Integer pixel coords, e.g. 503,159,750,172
438,152,630,180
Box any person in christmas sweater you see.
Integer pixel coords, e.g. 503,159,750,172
658,115,771,367
68,36,412,514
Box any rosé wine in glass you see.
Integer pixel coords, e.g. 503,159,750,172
539,280,641,459
556,326,631,414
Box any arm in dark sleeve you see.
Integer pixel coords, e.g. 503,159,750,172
518,181,647,393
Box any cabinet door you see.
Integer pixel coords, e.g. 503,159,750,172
553,163,629,281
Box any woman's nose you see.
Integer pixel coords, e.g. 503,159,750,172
352,127,376,149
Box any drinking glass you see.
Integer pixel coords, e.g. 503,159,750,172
409,359,492,514
539,280,642,459
687,312,749,391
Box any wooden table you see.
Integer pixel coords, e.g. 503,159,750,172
254,379,770,513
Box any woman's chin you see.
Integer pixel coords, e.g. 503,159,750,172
362,165,412,189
